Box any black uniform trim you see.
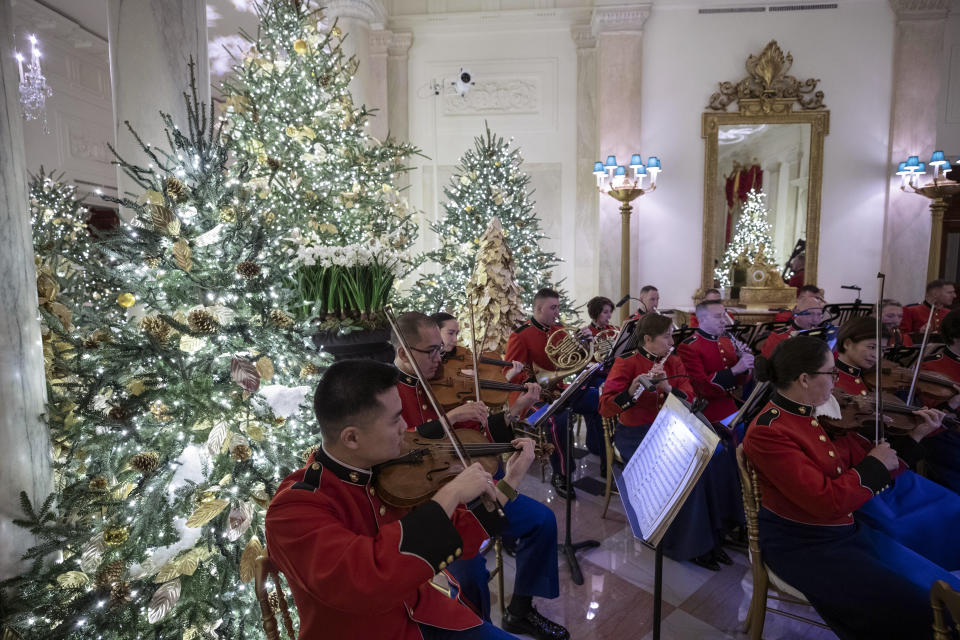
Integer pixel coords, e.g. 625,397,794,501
487,413,514,444
771,392,815,417
836,359,861,377
315,446,372,485
754,407,780,427
889,435,924,469
512,322,532,334
614,391,636,410
292,460,324,492
852,456,891,494
530,317,550,332
712,368,737,390
682,334,698,345
396,369,419,387
398,500,464,572
416,419,444,439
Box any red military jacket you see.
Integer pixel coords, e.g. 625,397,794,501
921,347,960,383
901,301,948,334
677,329,750,422
505,317,561,373
394,369,514,444
599,346,695,427
743,393,892,526
774,310,793,322
888,326,914,348
586,322,619,336
761,323,796,359
265,446,489,639
835,359,869,397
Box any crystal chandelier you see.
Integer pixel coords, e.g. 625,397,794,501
15,34,53,127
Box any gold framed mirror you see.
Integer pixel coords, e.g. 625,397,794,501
701,41,829,297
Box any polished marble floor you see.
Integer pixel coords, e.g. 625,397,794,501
473,434,840,640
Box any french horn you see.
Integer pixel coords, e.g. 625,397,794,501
534,327,594,388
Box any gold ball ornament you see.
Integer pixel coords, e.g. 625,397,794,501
104,526,130,546
236,261,261,279
293,39,308,55
117,293,136,308
188,309,219,334
88,476,109,492
231,443,253,462
269,308,295,328
130,451,160,474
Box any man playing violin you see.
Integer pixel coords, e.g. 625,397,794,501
265,359,529,640
761,293,825,358
392,312,570,640
505,288,598,499
678,300,754,425
901,279,956,334
918,309,960,494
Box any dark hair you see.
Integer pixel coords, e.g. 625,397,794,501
391,311,437,348
754,336,831,389
637,313,673,340
587,296,615,321
695,299,724,317
703,288,721,298
941,309,960,343
640,285,658,295
927,279,952,293
880,298,902,310
534,288,560,303
430,312,456,328
313,359,399,440
797,284,821,297
836,316,890,353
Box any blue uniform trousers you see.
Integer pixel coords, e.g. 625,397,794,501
855,469,960,570
614,422,742,561
920,429,960,495
545,387,599,477
419,621,518,639
758,507,960,640
444,493,559,621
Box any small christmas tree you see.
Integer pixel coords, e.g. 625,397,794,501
459,218,527,352
715,189,778,288
409,124,572,315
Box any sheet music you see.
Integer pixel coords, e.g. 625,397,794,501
616,394,720,545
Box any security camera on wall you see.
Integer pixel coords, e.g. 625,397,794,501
452,68,474,97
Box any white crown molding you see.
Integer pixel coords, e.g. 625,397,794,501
591,4,652,35
388,7,591,34
325,0,389,29
889,0,951,19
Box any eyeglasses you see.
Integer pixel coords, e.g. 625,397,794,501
408,344,443,358
809,368,840,381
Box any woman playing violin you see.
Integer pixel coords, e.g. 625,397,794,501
431,312,527,383
392,312,570,640
265,359,528,640
744,337,960,640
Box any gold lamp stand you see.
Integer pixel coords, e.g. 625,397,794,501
602,186,651,323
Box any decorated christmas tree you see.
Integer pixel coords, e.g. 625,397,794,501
2,63,321,639
408,124,572,316
459,217,527,352
221,0,420,329
715,189,778,288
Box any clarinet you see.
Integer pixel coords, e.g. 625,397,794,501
631,347,673,401
724,329,751,357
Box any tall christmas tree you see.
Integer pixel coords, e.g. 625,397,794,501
221,0,420,327
408,124,572,316
2,64,321,639
459,217,526,352
715,189,778,288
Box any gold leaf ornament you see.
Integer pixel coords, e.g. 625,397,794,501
185,498,229,528
239,536,263,583
173,239,193,272
57,571,91,588
147,578,181,624
255,356,275,381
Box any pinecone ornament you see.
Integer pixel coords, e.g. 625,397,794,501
236,261,261,279
164,177,188,202
108,406,128,421
109,581,132,605
299,362,320,378
141,316,172,343
88,476,109,492
188,309,219,334
269,309,295,328
231,443,253,462
96,561,124,588
130,451,160,474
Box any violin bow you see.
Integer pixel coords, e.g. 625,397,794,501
874,273,886,444
906,301,937,406
467,302,482,403
384,306,503,515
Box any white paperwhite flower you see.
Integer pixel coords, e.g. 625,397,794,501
259,384,312,418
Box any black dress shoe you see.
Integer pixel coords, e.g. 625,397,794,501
502,606,570,640
712,547,734,566
691,553,721,571
550,473,576,500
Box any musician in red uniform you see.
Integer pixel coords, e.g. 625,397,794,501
600,313,742,569
627,285,660,320
586,296,617,335
265,359,527,640
901,279,956,334
744,337,960,640
688,289,722,328
761,293,825,358
773,284,822,322
392,312,569,640
880,299,913,347
918,309,960,495
430,312,526,386
678,300,754,424
505,288,596,499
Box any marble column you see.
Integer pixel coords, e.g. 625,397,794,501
0,0,52,581
368,29,392,142
325,0,387,111
571,24,600,308
882,0,951,301
592,6,651,317
387,32,413,144
107,0,208,210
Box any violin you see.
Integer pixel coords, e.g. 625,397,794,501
819,388,959,437
867,360,957,403
436,347,529,407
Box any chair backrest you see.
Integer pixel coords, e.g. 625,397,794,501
254,553,297,640
931,579,960,639
750,321,791,353
735,446,764,563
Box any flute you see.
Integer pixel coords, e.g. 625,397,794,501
632,346,673,401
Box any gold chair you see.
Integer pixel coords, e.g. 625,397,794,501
736,446,831,639
932,579,960,639
254,553,297,640
488,537,508,619
601,417,625,519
